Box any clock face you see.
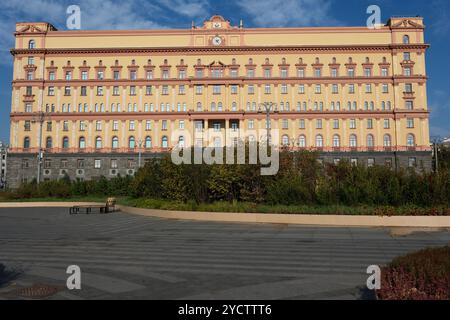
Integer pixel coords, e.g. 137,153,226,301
212,36,222,46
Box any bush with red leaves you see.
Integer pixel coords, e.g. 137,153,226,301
377,246,450,300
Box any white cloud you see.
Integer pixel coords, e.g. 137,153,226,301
236,0,339,27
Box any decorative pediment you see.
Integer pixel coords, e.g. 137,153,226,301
18,25,44,33
208,60,226,67
390,18,424,29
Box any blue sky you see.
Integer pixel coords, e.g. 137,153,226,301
0,0,449,143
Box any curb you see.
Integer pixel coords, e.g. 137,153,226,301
0,202,103,208
118,205,450,228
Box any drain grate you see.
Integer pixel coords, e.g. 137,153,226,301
15,284,61,299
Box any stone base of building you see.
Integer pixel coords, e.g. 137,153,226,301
5,151,432,189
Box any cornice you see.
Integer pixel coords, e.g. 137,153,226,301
10,44,430,56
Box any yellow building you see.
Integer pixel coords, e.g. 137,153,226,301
7,15,431,186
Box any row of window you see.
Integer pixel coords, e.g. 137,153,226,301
22,133,418,150
26,82,407,98
23,116,416,134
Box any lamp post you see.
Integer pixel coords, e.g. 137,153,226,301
31,111,50,184
431,136,444,173
137,139,144,169
258,102,277,146
0,142,8,190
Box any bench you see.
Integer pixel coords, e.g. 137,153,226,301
69,198,116,215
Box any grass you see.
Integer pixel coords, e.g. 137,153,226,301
1,193,448,216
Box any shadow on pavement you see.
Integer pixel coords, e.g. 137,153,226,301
0,263,23,289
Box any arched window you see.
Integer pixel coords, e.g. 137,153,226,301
112,136,119,149
62,137,70,149
145,136,152,148
78,137,85,149
197,102,202,112
333,135,340,147
232,102,237,111
315,135,323,148
407,134,415,147
95,137,102,149
218,102,223,111
367,134,374,147
298,135,306,148
23,137,30,149
46,137,53,149
161,136,168,148
282,135,289,146
129,136,136,149
28,40,36,49
349,134,357,148
403,35,410,44
211,102,216,112
383,134,391,147
178,136,185,148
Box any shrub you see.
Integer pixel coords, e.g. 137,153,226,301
377,246,450,300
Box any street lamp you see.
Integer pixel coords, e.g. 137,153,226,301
31,111,51,184
258,102,277,146
431,136,444,173
0,142,9,190
137,139,144,169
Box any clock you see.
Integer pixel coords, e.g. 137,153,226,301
212,36,222,46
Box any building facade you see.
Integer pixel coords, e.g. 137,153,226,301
7,15,431,188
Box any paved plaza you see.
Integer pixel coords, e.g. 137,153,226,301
0,207,449,300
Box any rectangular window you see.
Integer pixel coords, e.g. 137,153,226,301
63,121,69,131
280,69,288,78
94,159,101,169
161,120,168,130
196,69,204,78
366,84,372,93
97,86,103,96
264,84,271,94
111,159,118,169
316,119,322,129
333,119,339,129
368,158,375,167
405,83,413,93
247,69,255,77
384,119,390,129
113,86,120,96
299,119,305,129
130,86,136,96
114,71,120,80
404,67,411,76
407,118,414,128
367,119,373,129
48,87,54,96
162,70,169,79
332,84,338,94
64,86,71,96
381,68,388,77
406,101,413,110
97,71,104,80
179,120,185,130
315,84,321,94
49,72,55,80
129,120,135,131
331,68,337,77
161,85,169,95
146,71,153,80
65,71,72,80
348,68,355,77
264,69,271,78
213,85,221,94
364,68,371,77
350,119,356,129
112,120,118,131
281,84,288,94
96,121,102,131
24,120,31,131
79,121,86,131
248,119,254,129
231,85,238,94
145,120,152,131
408,157,417,168
195,85,203,95
178,70,186,79
297,69,305,77
314,68,321,77
382,84,389,93
298,84,305,94
178,85,186,95
81,71,88,80
282,119,289,129
348,84,355,94
129,71,137,80
80,86,87,96
146,85,152,95
404,52,411,61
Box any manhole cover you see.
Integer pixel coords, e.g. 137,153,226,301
14,284,62,299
